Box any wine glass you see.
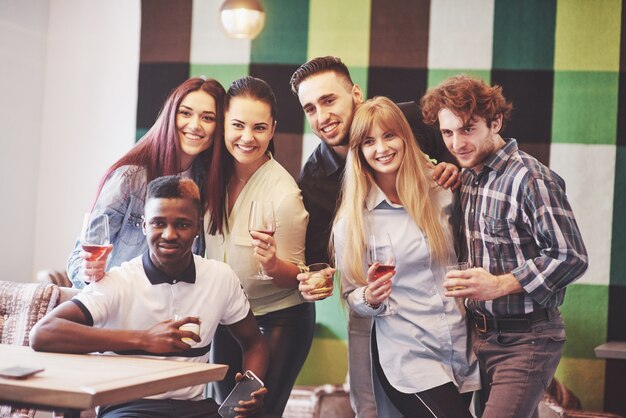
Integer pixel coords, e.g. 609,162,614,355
248,201,276,280
366,233,397,316
80,213,110,261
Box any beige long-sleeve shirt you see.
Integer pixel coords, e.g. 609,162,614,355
205,157,308,316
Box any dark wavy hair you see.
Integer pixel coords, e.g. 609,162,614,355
92,77,227,235
421,75,513,131
289,56,354,95
210,76,278,233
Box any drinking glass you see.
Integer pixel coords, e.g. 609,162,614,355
445,262,470,291
80,213,110,261
303,263,334,298
247,201,276,280
174,313,201,347
366,233,397,316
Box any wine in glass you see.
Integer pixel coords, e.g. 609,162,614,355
248,201,276,280
80,213,110,261
366,233,397,316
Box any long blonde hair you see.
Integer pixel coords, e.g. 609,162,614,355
333,96,448,287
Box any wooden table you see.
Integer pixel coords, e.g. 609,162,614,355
594,341,626,416
0,344,227,417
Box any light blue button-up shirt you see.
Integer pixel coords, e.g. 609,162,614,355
335,183,480,394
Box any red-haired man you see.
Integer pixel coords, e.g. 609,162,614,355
421,75,588,418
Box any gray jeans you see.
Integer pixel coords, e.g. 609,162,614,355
348,311,378,418
475,312,566,418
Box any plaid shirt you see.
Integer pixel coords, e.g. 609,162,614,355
461,139,588,316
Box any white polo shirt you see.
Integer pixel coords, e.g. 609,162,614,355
73,253,250,401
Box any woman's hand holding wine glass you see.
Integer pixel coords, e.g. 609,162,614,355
366,234,397,316
248,201,276,280
80,213,112,284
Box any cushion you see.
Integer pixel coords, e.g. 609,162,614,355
0,281,60,346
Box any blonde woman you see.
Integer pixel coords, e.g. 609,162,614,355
333,97,480,417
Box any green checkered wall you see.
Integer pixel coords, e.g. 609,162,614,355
136,0,625,412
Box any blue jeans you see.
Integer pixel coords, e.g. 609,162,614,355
475,312,566,418
98,398,219,418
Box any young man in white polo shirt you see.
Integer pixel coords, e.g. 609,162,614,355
30,176,268,418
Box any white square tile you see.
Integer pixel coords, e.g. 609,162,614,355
190,0,251,64
301,133,323,170
549,143,616,286
428,0,495,69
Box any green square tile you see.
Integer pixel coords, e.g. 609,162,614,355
554,0,621,71
303,119,313,136
307,0,371,67
312,289,349,340
492,0,556,70
427,69,491,89
560,284,608,359
189,64,249,91
611,146,626,286
251,0,309,64
555,357,605,411
296,338,348,385
551,71,618,145
135,128,148,143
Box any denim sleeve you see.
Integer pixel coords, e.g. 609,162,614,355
66,166,135,287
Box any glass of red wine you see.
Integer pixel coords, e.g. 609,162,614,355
366,233,397,316
80,213,110,261
248,201,276,280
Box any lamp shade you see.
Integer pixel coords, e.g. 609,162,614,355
220,0,266,40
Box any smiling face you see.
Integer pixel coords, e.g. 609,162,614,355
360,122,405,183
296,71,362,148
143,197,199,277
438,108,503,172
224,96,276,170
175,90,217,170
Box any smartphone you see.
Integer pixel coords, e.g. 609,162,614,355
0,366,45,379
218,370,264,418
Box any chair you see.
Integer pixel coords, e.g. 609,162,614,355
539,378,624,418
0,280,60,418
36,269,72,288
283,384,354,418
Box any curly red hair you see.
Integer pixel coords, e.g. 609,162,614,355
421,75,513,131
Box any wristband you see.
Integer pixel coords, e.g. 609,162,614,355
362,286,380,309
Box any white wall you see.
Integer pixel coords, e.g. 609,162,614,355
0,0,141,282
0,0,50,282
32,0,141,278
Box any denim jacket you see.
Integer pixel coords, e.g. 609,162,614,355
67,165,206,288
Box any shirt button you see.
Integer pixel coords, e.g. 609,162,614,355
172,280,177,284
